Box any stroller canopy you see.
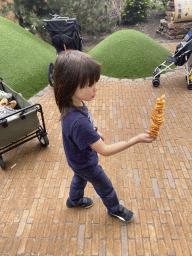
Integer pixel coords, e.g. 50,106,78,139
174,33,192,66
44,18,82,53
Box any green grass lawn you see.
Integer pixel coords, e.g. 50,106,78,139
1,17,173,99
88,29,173,79
0,16,56,100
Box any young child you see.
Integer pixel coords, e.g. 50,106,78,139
53,50,156,222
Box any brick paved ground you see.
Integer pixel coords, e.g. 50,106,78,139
1,43,192,255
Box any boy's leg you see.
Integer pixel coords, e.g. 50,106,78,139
77,165,135,222
90,165,120,213
78,165,120,213
68,173,88,206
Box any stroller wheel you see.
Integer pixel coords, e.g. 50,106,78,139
38,135,49,147
79,38,83,52
152,79,160,87
47,63,54,87
187,82,192,90
0,156,6,170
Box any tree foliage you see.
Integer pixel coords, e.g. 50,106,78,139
0,0,48,28
121,0,149,25
0,0,118,35
58,0,117,34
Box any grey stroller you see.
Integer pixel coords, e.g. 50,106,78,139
152,31,192,90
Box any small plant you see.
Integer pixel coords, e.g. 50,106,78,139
162,0,169,8
121,0,150,25
149,0,168,12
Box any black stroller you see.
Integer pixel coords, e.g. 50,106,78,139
152,31,192,90
43,14,83,86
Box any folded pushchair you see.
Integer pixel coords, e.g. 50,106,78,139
43,14,83,86
152,31,192,90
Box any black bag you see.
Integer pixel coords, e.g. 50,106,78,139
44,18,82,53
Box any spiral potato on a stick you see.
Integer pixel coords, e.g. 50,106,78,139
149,94,165,138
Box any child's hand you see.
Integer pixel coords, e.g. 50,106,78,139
97,131,105,141
137,130,156,143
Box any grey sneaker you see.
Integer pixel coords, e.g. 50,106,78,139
66,197,93,209
108,205,135,222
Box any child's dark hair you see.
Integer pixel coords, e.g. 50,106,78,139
53,50,101,117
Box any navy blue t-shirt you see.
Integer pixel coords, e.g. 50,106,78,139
61,102,100,170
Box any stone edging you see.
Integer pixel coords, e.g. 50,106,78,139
28,84,52,104
28,66,180,104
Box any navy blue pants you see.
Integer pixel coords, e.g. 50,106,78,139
68,164,119,213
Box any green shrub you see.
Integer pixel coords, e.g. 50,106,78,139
162,0,169,8
1,0,118,36
121,0,150,25
59,0,118,34
149,0,168,12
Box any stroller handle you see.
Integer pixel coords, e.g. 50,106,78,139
47,13,69,21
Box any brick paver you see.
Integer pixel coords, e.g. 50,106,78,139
1,42,192,255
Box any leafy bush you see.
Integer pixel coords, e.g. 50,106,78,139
121,0,150,25
149,0,168,12
1,0,118,36
59,0,118,34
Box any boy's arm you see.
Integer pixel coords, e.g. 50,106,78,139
91,132,155,157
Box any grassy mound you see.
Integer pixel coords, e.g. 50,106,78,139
0,16,56,100
88,29,173,79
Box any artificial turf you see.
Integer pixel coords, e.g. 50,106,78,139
0,16,56,100
88,29,173,79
